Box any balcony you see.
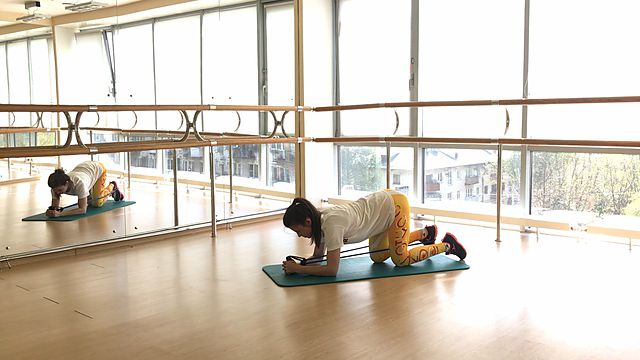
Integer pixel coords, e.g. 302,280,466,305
465,175,479,185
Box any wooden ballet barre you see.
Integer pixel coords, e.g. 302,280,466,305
0,104,90,112
0,136,316,159
0,127,59,134
314,136,640,149
207,104,311,112
215,136,313,145
499,138,640,148
315,136,497,145
79,126,259,138
0,104,312,113
313,95,640,112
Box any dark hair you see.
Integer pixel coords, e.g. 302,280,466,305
48,168,70,188
283,197,322,247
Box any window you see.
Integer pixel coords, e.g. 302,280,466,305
528,0,640,140
532,152,640,219
7,41,30,129
249,164,259,179
268,143,295,189
418,0,523,138
340,146,414,197
424,148,519,207
115,24,157,170
266,4,294,106
393,173,401,185
155,15,201,131
202,6,259,134
338,0,411,136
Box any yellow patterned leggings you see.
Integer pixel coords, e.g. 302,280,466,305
369,190,446,266
89,162,114,208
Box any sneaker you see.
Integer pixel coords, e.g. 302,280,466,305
420,224,438,245
441,232,467,260
110,181,124,201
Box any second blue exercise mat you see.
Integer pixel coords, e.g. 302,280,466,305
263,253,469,287
22,200,136,221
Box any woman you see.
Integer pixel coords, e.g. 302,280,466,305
282,189,466,276
46,161,124,218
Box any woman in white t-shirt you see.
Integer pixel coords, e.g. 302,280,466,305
46,161,124,218
282,189,466,276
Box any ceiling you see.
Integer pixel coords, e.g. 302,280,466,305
0,0,247,39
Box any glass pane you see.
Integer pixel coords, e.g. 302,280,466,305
528,104,640,140
529,0,640,98
115,24,155,130
114,25,157,171
202,7,258,134
339,146,385,197
532,152,640,227
214,144,261,187
74,33,112,104
528,0,640,139
268,143,295,191
7,41,30,126
154,16,201,130
30,38,56,135
266,4,294,106
419,0,523,100
0,44,8,127
423,148,520,211
418,0,523,137
338,0,411,135
419,106,522,138
165,147,205,175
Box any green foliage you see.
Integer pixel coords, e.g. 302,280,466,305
531,153,640,216
623,193,640,216
340,147,383,191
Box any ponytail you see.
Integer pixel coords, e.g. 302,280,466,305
283,197,322,247
48,168,70,188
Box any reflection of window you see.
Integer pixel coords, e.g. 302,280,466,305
202,7,258,134
130,136,157,169
249,164,258,178
271,165,289,183
155,15,201,131
392,173,400,185
266,4,294,106
115,24,155,129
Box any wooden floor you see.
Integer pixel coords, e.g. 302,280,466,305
1,220,639,359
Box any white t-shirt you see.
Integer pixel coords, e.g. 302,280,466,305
51,161,104,199
320,190,395,251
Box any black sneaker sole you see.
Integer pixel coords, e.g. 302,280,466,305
442,232,467,260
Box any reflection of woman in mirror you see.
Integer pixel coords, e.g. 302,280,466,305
281,189,467,276
46,161,124,218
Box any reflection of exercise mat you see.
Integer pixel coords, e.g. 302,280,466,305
262,254,469,287
22,200,136,222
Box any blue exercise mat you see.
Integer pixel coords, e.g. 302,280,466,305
22,200,136,221
262,253,469,287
